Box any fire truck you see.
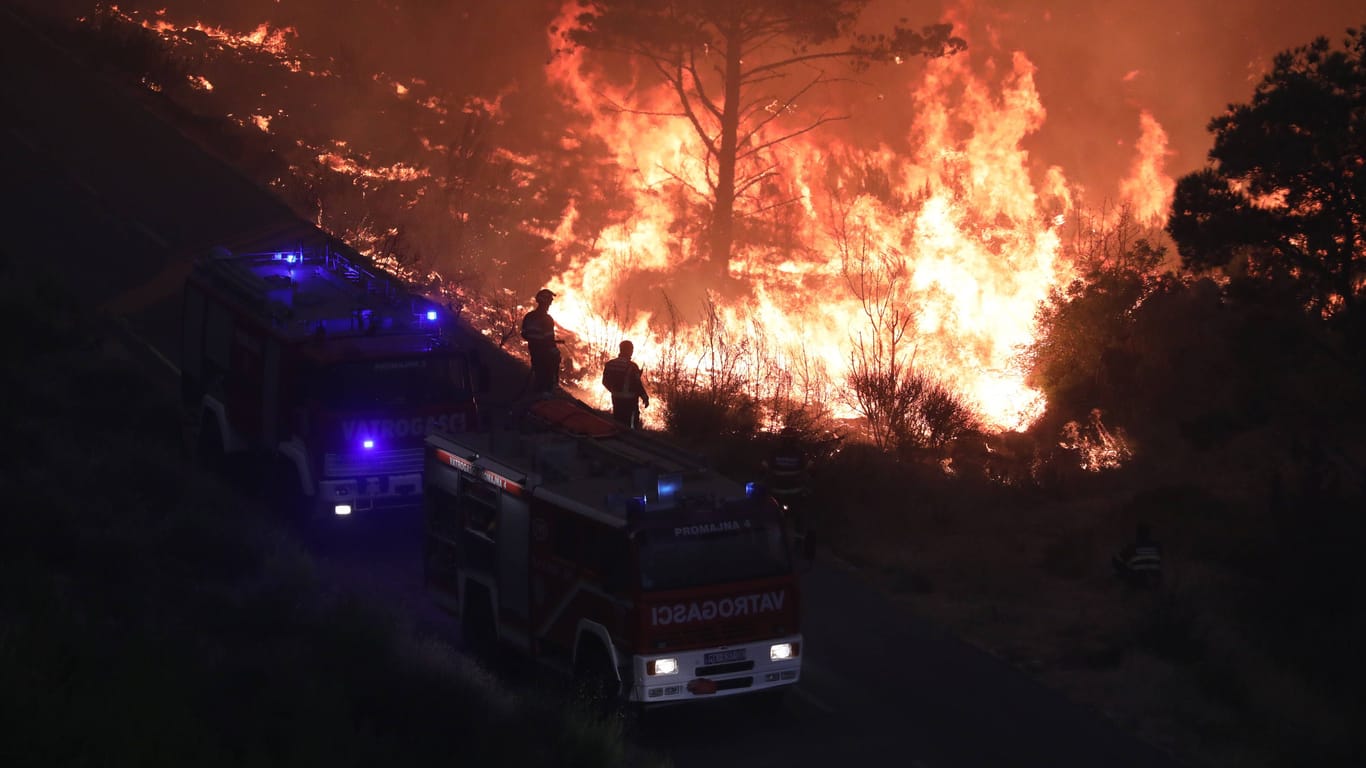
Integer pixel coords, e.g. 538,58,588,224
423,398,806,707
181,221,487,517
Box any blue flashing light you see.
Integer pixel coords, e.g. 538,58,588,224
426,310,438,321
362,439,375,450
627,495,648,516
273,252,300,264
657,473,681,500
745,481,756,497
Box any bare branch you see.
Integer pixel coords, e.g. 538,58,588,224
739,112,847,162
685,46,724,121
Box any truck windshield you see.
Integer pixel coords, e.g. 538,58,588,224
636,512,791,592
312,356,470,409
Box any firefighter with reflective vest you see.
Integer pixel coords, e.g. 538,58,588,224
763,427,810,508
1112,522,1162,588
521,288,562,395
601,340,649,428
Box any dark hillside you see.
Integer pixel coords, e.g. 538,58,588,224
0,252,634,767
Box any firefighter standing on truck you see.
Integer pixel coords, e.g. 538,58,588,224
601,340,649,428
521,288,561,395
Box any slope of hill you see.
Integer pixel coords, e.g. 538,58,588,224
0,252,639,767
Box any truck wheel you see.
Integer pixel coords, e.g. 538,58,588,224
573,642,620,713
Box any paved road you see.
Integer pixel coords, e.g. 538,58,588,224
0,5,1185,767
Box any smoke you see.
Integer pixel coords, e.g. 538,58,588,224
851,0,1363,198
41,0,1361,235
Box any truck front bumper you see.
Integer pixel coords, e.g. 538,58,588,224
317,472,423,515
630,634,802,705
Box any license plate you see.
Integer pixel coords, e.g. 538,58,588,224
704,649,746,665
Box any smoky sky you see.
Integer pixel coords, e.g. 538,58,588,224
842,0,1365,200
34,0,1363,200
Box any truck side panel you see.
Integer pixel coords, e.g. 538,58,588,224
227,326,266,444
262,339,280,443
203,291,232,401
529,504,633,662
496,494,530,624
181,283,205,404
424,464,464,601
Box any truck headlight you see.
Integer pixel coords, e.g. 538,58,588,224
770,642,799,661
334,504,353,516
647,657,679,676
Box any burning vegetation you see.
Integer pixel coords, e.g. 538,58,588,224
69,2,1181,469
19,2,1366,765
56,2,1360,488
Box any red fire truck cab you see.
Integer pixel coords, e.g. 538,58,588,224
181,222,486,517
423,398,803,707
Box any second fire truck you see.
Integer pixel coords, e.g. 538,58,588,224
423,398,806,707
181,221,487,517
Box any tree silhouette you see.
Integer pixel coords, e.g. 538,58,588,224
1167,27,1365,320
565,0,964,275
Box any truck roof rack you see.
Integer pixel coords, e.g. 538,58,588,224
429,397,746,528
192,222,444,342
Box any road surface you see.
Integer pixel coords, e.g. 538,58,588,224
0,5,1184,767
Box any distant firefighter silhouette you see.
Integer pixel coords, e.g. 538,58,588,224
1112,522,1162,588
601,340,649,428
521,288,561,395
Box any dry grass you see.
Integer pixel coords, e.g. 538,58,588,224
818,439,1364,768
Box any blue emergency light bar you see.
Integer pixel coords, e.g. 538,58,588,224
657,473,682,500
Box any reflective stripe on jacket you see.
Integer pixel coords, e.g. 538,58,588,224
602,356,646,401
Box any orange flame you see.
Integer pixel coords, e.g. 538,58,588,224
538,3,1170,432
99,3,1176,440
1119,110,1175,224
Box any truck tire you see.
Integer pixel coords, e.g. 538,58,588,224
573,641,620,713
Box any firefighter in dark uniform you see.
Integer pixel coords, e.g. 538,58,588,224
521,288,561,395
601,340,649,428
1112,522,1163,588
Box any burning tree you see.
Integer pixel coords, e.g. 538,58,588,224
837,197,976,454
1025,205,1171,425
1167,26,1366,320
563,0,965,275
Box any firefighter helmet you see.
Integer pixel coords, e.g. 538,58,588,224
535,288,555,303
